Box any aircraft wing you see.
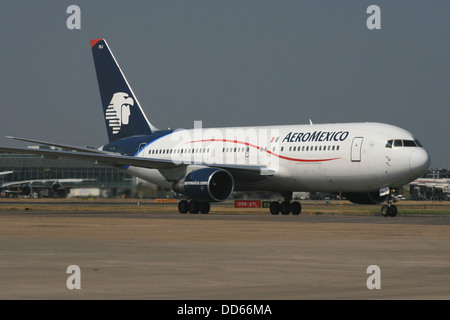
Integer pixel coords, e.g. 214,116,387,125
6,136,107,154
0,178,95,189
0,146,179,170
0,146,273,175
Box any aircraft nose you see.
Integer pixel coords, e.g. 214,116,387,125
410,148,430,175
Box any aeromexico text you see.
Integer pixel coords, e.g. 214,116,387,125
282,131,349,143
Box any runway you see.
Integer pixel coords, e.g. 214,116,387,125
1,202,450,299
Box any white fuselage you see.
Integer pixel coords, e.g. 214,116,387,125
124,122,430,193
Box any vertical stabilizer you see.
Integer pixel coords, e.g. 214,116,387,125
91,39,157,142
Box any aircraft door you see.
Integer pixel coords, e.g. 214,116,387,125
137,142,147,154
351,137,364,162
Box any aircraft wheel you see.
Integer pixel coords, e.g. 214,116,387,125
188,201,200,214
270,201,280,215
381,205,391,217
280,201,291,215
178,200,189,214
199,202,211,214
291,201,302,215
389,205,397,217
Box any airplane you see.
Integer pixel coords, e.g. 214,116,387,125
0,176,94,198
0,39,431,216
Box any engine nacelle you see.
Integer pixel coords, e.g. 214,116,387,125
173,168,234,202
20,184,32,196
342,191,388,204
52,182,62,193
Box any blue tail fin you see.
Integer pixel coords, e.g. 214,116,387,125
91,39,156,142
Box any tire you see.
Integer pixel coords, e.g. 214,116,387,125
291,201,302,215
178,200,188,214
280,201,291,215
188,201,200,214
270,201,280,215
199,202,211,214
381,205,391,217
389,205,397,217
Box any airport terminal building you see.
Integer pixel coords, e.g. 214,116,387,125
409,168,450,201
0,152,133,198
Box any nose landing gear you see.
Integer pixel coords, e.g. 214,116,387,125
381,190,397,217
381,204,397,217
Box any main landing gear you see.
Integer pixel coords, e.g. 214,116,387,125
269,192,302,215
178,200,211,214
381,190,397,217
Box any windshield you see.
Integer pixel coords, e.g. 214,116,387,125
385,139,423,148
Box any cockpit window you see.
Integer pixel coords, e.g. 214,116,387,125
394,140,403,147
385,139,423,148
403,140,416,147
414,139,423,148
385,140,393,148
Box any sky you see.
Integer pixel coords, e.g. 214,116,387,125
0,1,448,169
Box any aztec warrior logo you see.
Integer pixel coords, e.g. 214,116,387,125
105,92,134,134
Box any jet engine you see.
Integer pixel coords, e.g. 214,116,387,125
342,191,388,204
52,182,62,193
52,182,67,197
20,184,32,196
173,168,234,202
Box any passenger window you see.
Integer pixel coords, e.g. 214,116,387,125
385,140,393,148
394,140,403,147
